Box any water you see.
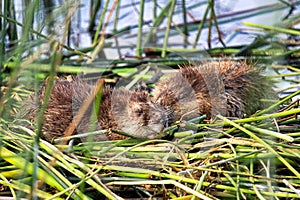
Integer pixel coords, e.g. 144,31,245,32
12,0,300,95
13,0,292,58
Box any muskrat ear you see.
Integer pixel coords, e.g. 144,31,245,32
129,101,150,118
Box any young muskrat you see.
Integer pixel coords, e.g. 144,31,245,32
152,60,275,125
26,60,274,141
27,77,168,142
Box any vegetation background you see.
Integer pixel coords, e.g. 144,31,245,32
1,0,300,199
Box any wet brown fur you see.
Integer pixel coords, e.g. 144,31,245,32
153,60,275,124
26,60,275,141
28,77,167,141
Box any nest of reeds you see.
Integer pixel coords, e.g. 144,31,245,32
1,64,300,200
1,1,300,199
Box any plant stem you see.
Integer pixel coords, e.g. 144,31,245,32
92,0,109,45
136,0,145,57
161,0,176,58
193,3,210,48
182,0,188,48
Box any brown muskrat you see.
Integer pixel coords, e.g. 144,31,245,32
152,60,275,125
26,60,275,141
27,77,168,142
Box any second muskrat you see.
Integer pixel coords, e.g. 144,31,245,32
26,60,275,141
152,60,275,125
27,77,168,141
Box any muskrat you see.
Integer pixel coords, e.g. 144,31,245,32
152,60,275,125
26,60,274,141
27,77,168,142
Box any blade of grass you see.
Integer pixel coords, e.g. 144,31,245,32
136,0,144,57
0,146,66,192
254,90,300,116
0,0,9,92
40,140,121,200
210,0,226,47
0,180,64,200
92,0,109,45
151,0,158,44
235,108,300,124
88,0,102,34
113,0,121,33
193,3,210,48
161,0,177,57
87,0,118,64
243,21,300,36
243,124,294,142
191,170,208,200
32,41,60,198
37,148,92,199
218,115,300,179
182,0,188,48
250,159,265,200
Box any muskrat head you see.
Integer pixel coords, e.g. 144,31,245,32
111,88,169,139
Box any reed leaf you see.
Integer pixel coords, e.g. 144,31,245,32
218,115,300,179
1,1,300,199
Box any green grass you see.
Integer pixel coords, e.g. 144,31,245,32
1,0,300,199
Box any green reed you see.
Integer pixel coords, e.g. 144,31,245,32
1,0,300,199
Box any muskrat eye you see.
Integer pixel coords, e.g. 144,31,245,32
134,108,144,117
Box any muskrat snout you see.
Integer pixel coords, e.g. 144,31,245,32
112,89,169,139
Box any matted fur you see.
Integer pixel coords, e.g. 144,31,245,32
26,60,275,141
152,60,275,125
